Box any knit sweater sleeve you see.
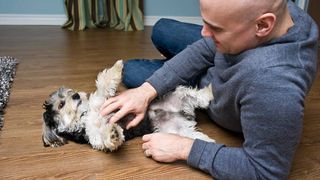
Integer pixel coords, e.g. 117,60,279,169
187,68,306,179
146,37,215,96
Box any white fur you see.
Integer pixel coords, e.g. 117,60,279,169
85,61,125,151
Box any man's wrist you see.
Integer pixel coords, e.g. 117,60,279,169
180,138,194,160
140,82,157,102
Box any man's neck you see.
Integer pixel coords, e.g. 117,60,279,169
271,6,294,40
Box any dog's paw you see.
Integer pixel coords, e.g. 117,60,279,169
95,60,123,99
88,135,106,152
102,123,125,152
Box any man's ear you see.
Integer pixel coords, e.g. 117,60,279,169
255,13,276,37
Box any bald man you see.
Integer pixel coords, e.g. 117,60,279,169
100,0,319,179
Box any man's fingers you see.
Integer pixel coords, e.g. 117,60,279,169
142,134,152,141
100,97,116,110
142,142,150,150
109,108,129,124
144,149,152,158
100,100,121,116
126,114,144,129
142,141,152,158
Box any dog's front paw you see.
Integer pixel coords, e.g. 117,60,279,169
96,60,123,99
102,123,125,152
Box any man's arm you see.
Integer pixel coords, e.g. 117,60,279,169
147,37,215,96
101,37,215,126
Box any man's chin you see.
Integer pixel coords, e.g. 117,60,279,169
215,47,227,54
214,43,224,52
216,46,237,55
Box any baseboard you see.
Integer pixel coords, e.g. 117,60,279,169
0,14,67,25
0,14,203,26
144,16,203,26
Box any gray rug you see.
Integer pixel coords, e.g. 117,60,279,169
0,56,18,130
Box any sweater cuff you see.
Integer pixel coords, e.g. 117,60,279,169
146,78,163,96
187,139,225,174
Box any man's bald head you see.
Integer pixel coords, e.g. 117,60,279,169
199,0,293,54
200,0,287,23
240,0,287,21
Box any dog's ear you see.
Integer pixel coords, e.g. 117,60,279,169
42,102,67,147
42,123,67,147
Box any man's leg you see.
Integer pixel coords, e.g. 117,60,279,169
122,59,164,88
151,18,203,59
123,18,202,88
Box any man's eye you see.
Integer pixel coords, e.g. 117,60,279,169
215,28,223,32
211,26,223,33
58,101,65,109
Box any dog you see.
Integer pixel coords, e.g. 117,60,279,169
42,60,215,152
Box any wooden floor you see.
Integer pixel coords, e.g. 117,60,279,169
0,26,319,179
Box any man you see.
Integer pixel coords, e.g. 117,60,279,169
100,0,319,179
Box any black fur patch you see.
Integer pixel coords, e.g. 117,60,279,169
119,115,153,141
57,129,88,144
42,103,58,129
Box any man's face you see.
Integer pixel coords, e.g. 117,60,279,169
200,0,258,54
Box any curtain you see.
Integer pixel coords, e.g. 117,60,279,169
62,0,144,31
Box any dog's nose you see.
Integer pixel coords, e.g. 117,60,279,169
72,93,80,100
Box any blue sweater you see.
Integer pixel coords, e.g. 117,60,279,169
147,1,319,179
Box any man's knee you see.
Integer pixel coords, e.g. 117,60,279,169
151,18,176,42
151,18,176,50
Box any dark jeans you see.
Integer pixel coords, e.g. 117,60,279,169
123,18,203,88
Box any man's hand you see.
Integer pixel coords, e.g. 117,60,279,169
142,133,194,162
100,82,157,129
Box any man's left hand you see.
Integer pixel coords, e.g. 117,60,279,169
142,133,194,162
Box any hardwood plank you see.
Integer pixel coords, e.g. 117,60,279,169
0,25,319,179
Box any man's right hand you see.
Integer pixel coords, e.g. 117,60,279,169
100,82,157,129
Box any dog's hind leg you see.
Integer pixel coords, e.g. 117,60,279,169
100,122,125,151
158,117,215,143
174,84,214,116
175,85,215,142
179,128,215,143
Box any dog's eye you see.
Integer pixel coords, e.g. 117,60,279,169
58,101,65,109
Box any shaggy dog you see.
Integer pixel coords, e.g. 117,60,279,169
42,60,214,152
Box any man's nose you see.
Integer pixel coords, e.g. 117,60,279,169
201,25,214,37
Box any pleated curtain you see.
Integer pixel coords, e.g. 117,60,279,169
62,0,144,31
